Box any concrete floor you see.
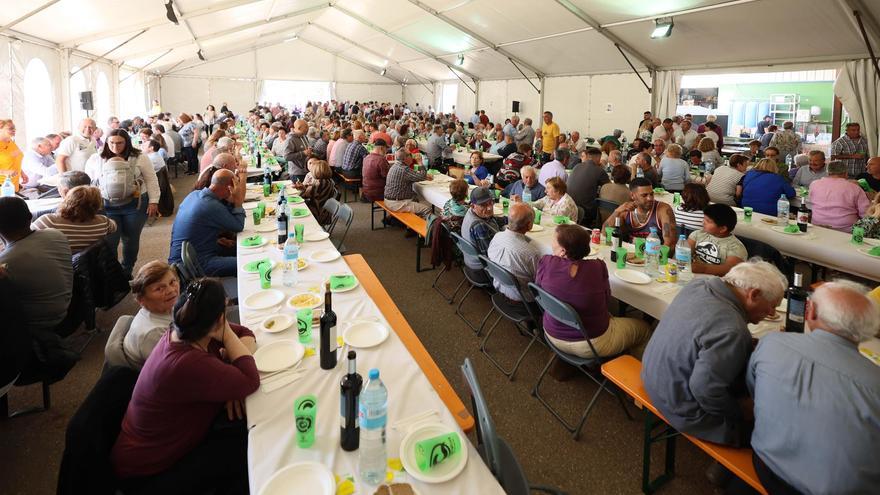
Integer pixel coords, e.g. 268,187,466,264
0,172,721,495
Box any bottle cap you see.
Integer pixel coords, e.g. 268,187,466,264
369,368,379,379
348,350,356,360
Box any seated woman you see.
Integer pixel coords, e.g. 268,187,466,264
697,137,723,173
658,144,691,193
600,165,632,205
674,183,710,233
124,261,180,369
31,185,116,254
442,179,469,233
536,225,651,358
464,151,489,186
111,278,259,494
294,159,336,225
467,132,490,152
529,177,578,223
741,158,796,216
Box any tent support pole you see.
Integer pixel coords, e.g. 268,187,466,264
72,29,146,76
616,44,652,93
452,70,475,94
854,9,880,82
509,58,540,94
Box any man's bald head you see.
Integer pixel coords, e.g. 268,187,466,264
80,118,97,138
809,281,880,343
212,152,237,171
209,168,236,199
294,119,308,134
507,202,535,233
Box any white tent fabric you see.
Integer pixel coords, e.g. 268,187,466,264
651,70,681,123
834,59,880,155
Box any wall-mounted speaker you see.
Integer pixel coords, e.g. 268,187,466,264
80,91,94,111
511,100,520,113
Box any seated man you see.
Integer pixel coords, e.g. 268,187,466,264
461,187,507,284
748,281,880,494
567,147,610,225
809,160,870,231
487,203,541,302
537,147,569,186
604,177,677,249
341,129,368,179
505,165,545,201
361,139,391,202
791,150,827,188
21,137,57,190
642,260,787,446
688,204,747,276
168,167,246,276
382,149,431,217
30,170,92,220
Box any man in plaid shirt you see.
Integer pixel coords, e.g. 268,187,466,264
383,149,432,216
831,122,869,177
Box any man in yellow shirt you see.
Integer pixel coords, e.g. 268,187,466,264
541,111,560,164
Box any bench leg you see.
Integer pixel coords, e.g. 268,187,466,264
415,234,422,272
642,409,678,494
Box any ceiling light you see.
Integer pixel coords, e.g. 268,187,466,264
380,68,387,76
457,54,464,66
165,1,179,24
651,18,673,39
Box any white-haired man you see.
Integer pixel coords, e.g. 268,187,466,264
22,137,56,189
487,202,541,302
642,259,787,447
55,118,97,173
748,281,880,494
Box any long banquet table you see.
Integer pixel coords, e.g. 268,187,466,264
416,138,502,166
236,183,503,494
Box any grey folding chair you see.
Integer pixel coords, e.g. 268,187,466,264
431,223,466,304
528,282,633,440
332,203,354,252
322,197,341,234
461,358,568,495
449,232,494,335
478,255,544,380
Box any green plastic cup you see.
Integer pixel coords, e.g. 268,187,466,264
252,210,261,225
634,238,646,259
553,215,568,225
604,226,614,246
852,226,865,245
415,432,461,472
534,208,542,225
615,247,627,269
501,197,509,214
659,245,670,266
296,308,313,343
743,207,753,222
263,183,271,197
294,394,317,448
258,261,272,289
673,192,681,207
294,223,305,244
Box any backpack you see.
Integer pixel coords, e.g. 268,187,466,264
98,157,142,207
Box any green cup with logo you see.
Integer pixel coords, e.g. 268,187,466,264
659,245,670,266
415,432,461,472
294,223,305,243
257,261,272,289
634,238,646,259
494,189,501,200
534,208,542,224
604,226,614,246
852,226,865,245
294,394,317,448
615,248,627,269
296,308,313,343
673,192,681,207
743,207,753,223
252,210,261,225
501,197,509,215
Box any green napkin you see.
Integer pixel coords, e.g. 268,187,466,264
240,235,264,247
553,215,570,225
330,275,357,291
427,168,440,175
243,259,270,273
653,188,666,194
784,224,800,234
288,196,305,204
868,246,880,257
291,208,309,218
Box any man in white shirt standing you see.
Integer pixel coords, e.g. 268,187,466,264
675,119,699,151
55,118,97,173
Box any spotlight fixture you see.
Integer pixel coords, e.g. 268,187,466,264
380,68,387,76
457,53,464,66
284,35,298,43
651,18,673,39
197,49,206,61
165,1,179,24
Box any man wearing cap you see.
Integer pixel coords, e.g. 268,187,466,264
461,187,508,283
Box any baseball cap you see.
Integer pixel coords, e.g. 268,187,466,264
470,187,494,205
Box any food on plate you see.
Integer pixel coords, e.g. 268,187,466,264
297,258,307,269
760,218,778,225
625,252,645,265
289,293,320,309
264,319,275,329
374,484,415,495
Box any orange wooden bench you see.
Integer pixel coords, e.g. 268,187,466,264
344,254,473,433
372,200,431,272
601,355,767,495
333,170,361,203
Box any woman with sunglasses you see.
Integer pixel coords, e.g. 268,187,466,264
112,278,258,494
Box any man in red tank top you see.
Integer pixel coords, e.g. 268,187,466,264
604,177,678,248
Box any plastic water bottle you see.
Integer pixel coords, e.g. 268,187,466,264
777,194,790,223
785,153,793,170
636,167,644,178
0,177,14,197
282,234,299,288
422,154,429,169
645,227,661,274
522,187,532,203
675,234,692,283
358,368,388,485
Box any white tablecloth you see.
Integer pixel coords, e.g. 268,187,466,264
237,183,503,495
416,140,502,166
25,196,61,213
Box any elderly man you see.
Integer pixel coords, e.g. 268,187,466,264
105,116,120,136
488,202,541,302
333,128,353,169
506,165,545,201
462,187,506,283
809,160,870,231
748,281,880,493
370,124,392,146
769,121,801,159
168,167,247,276
503,115,519,138
312,130,329,160
652,118,676,145
55,118,97,173
538,148,569,186
856,156,880,193
707,154,749,206
383,149,431,217
514,117,536,150
567,147,610,224
362,139,391,202
284,119,311,181
425,124,451,168
341,129,368,179
497,133,517,160
642,260,787,446
791,150,827,188
675,119,698,151
21,137,57,189
831,122,870,177
28,170,92,221
651,139,666,166
604,177,677,248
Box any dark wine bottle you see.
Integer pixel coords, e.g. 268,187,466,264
320,282,338,369
797,202,810,233
276,210,288,246
340,350,362,451
785,273,808,333
610,216,622,262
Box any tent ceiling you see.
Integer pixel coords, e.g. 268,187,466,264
2,0,878,81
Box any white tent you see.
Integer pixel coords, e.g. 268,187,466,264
2,0,879,146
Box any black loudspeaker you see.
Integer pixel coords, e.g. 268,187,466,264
511,100,520,113
80,91,94,111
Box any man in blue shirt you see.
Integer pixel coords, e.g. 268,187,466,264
168,168,246,277
505,165,545,201
748,281,880,494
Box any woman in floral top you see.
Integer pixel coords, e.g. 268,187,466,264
529,177,579,223
442,179,469,233
853,196,880,239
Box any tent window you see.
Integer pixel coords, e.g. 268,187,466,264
260,80,332,112
69,68,88,127
440,83,457,114
24,58,54,144
119,73,146,120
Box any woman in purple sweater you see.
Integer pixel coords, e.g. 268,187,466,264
536,224,651,359
112,278,259,494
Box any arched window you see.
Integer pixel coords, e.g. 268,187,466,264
69,68,88,128
96,72,111,127
23,58,54,143
119,71,146,119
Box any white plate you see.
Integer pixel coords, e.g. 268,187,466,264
252,222,277,233
244,289,286,310
253,339,304,372
260,313,294,333
241,237,269,249
304,230,330,242
529,224,544,232
243,202,260,210
400,422,468,484
614,269,652,285
343,320,389,348
858,246,880,258
309,249,341,263
288,292,323,310
772,226,806,235
258,461,334,495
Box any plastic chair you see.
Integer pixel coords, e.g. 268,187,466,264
431,222,466,304
181,241,238,301
461,358,568,495
527,282,633,440
738,235,793,283
323,197,341,234
332,203,354,252
576,206,585,225
449,232,494,335
478,255,544,380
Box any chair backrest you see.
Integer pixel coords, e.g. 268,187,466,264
104,315,136,370
450,231,480,260
576,206,585,224
323,197,341,232
480,256,542,325
172,262,191,289
180,240,205,279
738,235,792,282
333,203,354,250
528,282,598,358
595,198,620,215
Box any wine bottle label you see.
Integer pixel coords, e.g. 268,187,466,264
788,299,806,323
329,325,337,351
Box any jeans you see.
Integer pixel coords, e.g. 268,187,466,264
105,198,148,277
182,145,198,173
202,255,238,277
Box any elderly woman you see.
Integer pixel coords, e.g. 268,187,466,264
294,159,336,224
536,224,651,358
124,261,180,368
675,183,710,233
529,176,578,223
465,151,490,186
442,178,469,233
111,278,258,494
177,113,200,175
200,130,228,171
741,158,796,216
697,137,723,172
32,185,116,253
658,143,691,193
